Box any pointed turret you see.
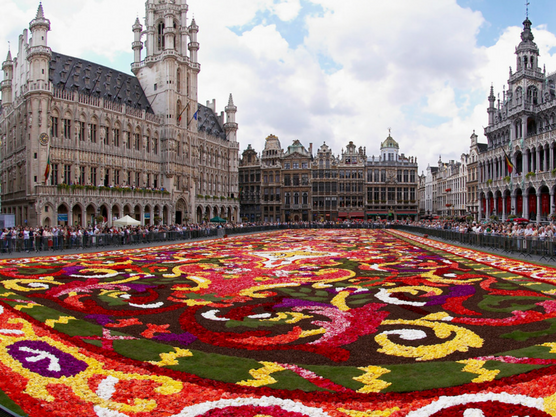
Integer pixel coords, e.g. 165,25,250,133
224,93,238,143
36,2,45,19
29,2,50,42
27,2,51,83
131,17,143,69
487,84,496,126
188,18,200,64
515,17,539,72
1,48,14,108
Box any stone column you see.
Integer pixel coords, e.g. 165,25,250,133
551,190,555,220
550,143,555,172
524,193,529,219
502,194,507,221
537,192,542,223
523,149,529,174
536,147,541,172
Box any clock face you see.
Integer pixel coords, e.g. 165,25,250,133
39,132,49,146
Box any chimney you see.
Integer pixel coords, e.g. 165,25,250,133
309,143,313,156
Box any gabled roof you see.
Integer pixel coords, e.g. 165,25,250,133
197,103,226,140
49,52,154,113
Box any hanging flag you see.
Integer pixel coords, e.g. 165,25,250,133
187,111,198,127
44,148,51,183
177,102,189,122
503,148,514,175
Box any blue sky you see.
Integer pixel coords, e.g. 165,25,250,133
458,0,556,47
3,0,556,172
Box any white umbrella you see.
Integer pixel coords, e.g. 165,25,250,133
113,215,141,227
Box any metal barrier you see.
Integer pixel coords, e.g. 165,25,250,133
3,224,554,261
0,229,225,255
0,404,26,417
392,225,556,262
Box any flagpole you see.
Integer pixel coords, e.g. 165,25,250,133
177,102,189,123
44,142,51,185
187,110,198,128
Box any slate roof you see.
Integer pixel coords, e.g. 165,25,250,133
49,52,154,113
197,103,226,140
49,52,227,139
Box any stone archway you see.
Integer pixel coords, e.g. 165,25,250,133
175,198,187,224
539,185,550,221
72,204,84,227
57,204,69,226
112,205,121,224
86,204,96,227
527,187,537,221
134,205,141,223
144,205,152,225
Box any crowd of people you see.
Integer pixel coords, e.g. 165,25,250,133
401,218,556,239
1,217,553,254
0,223,228,253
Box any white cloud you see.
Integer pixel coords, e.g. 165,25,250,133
271,0,302,22
423,84,459,119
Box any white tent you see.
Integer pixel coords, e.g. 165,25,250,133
113,215,141,227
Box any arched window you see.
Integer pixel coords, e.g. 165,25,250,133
527,86,538,105
157,22,165,51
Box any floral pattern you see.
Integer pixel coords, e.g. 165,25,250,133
2,229,556,415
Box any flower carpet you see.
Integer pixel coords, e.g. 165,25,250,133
2,229,556,416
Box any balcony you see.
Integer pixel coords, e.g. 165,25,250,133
35,185,173,201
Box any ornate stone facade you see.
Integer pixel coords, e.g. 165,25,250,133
239,133,418,222
0,1,239,227
479,16,556,222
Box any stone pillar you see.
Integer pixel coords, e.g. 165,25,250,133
550,143,555,172
524,193,529,219
551,190,555,220
536,147,541,172
537,192,542,223
523,149,529,174
502,194,506,221
544,145,549,172
511,193,517,216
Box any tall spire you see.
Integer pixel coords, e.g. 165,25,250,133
36,2,45,19
30,1,50,34
520,16,534,43
525,0,530,20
